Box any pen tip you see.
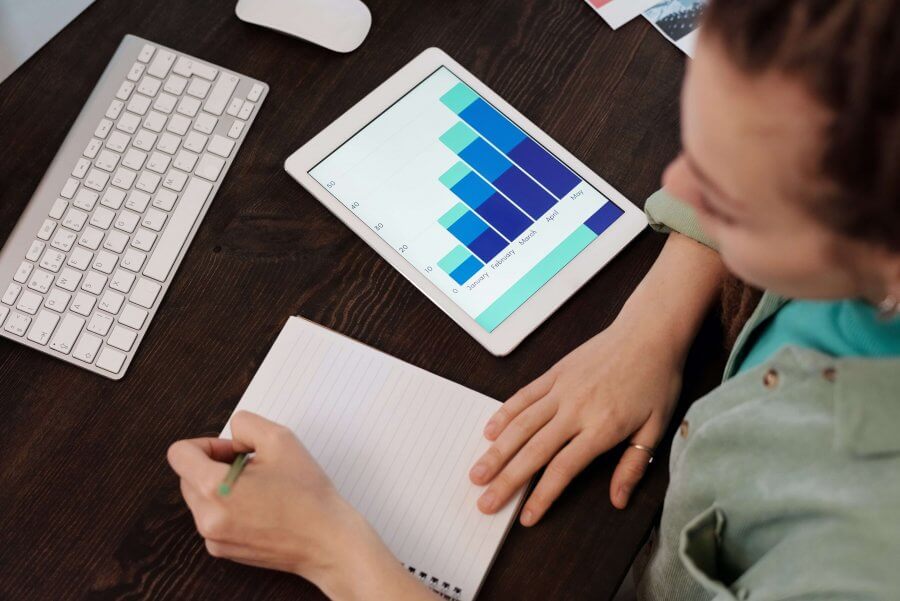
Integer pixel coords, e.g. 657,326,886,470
217,483,231,496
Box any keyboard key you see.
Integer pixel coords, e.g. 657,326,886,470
157,132,180,154
195,154,225,181
127,93,151,116
17,290,42,315
147,152,171,174
49,314,84,354
136,172,161,193
61,208,88,232
94,119,113,139
191,62,218,81
73,189,99,211
84,168,110,191
173,150,198,172
26,240,46,261
143,111,166,133
26,310,59,345
122,148,147,171
95,149,120,172
106,131,130,152
49,199,68,220
143,177,212,281
130,278,161,309
107,325,136,351
107,99,125,120
70,291,96,316
162,169,187,191
111,167,137,189
92,250,119,275
101,188,127,209
45,288,71,312
72,332,102,363
154,92,177,114
177,96,201,118
134,128,158,150
103,230,129,253
164,74,188,95
3,312,30,337
37,219,56,240
72,157,91,178
68,246,94,270
87,311,113,336
13,261,32,284
2,283,21,305
131,228,157,252
28,269,54,292
152,189,178,211
184,131,208,152
147,49,175,78
96,346,127,374
187,78,211,99
227,120,244,139
142,208,167,231
137,75,162,97
60,178,79,199
56,268,82,291
226,97,242,117
77,227,103,251
125,190,151,212
110,269,136,293
172,57,194,77
117,112,141,134
238,101,254,120
166,114,191,136
39,249,66,273
127,62,145,81
247,83,264,102
205,73,239,115
90,206,116,229
84,138,103,159
138,44,155,63
50,229,77,252
121,249,146,272
81,271,107,295
115,81,134,101
99,290,124,314
118,304,147,330
207,135,235,158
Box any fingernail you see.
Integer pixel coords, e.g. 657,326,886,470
470,463,488,481
479,491,496,512
520,508,534,526
484,421,497,438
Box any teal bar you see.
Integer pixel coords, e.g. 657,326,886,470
440,83,479,114
475,225,598,332
439,162,471,189
439,122,478,154
438,245,472,274
438,202,469,228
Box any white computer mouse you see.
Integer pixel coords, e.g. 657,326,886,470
235,0,372,53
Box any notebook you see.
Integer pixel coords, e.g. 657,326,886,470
221,317,526,601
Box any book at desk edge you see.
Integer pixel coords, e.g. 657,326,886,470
221,316,526,601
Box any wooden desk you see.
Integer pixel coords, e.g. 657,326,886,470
0,1,725,598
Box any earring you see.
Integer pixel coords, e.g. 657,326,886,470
877,295,899,320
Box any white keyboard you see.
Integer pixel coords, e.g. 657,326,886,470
0,35,267,379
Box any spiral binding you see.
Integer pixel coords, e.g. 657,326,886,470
405,564,463,600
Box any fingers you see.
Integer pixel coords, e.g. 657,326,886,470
471,398,558,486
484,372,555,440
476,415,571,515
168,439,230,493
610,420,664,510
229,410,296,455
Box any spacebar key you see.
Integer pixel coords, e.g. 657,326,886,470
143,177,214,282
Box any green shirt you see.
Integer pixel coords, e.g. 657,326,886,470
636,189,900,601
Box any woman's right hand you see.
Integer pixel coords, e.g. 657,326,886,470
470,316,683,525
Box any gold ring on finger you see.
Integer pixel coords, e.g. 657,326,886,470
629,443,655,463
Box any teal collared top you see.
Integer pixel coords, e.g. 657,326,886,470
636,189,900,601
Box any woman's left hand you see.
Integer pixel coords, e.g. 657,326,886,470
167,411,422,600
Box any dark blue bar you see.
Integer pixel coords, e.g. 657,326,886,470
451,172,494,209
447,211,488,245
475,193,532,240
459,138,511,181
459,98,527,154
508,137,582,198
468,228,508,263
449,255,483,285
493,167,557,220
584,201,624,235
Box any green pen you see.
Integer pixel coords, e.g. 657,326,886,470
218,452,251,496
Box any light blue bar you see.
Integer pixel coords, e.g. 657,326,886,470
475,225,597,332
440,83,479,114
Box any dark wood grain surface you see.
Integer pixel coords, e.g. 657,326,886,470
0,1,726,599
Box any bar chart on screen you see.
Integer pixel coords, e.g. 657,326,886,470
309,67,623,331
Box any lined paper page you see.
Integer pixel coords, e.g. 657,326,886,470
222,317,525,601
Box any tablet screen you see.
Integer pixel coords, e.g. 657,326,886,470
309,67,623,332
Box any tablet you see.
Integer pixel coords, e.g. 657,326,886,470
285,48,646,355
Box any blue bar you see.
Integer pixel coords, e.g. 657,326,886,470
447,211,488,245
449,255,483,285
584,201,624,235
450,172,495,210
474,193,532,240
468,228,508,263
459,98,527,154
459,138,511,181
494,167,557,220
508,137,582,198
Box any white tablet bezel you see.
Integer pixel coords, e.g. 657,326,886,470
285,47,647,356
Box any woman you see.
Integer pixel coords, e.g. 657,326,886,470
168,1,900,599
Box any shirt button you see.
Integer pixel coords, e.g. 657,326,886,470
822,366,837,382
763,368,779,389
679,420,690,438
